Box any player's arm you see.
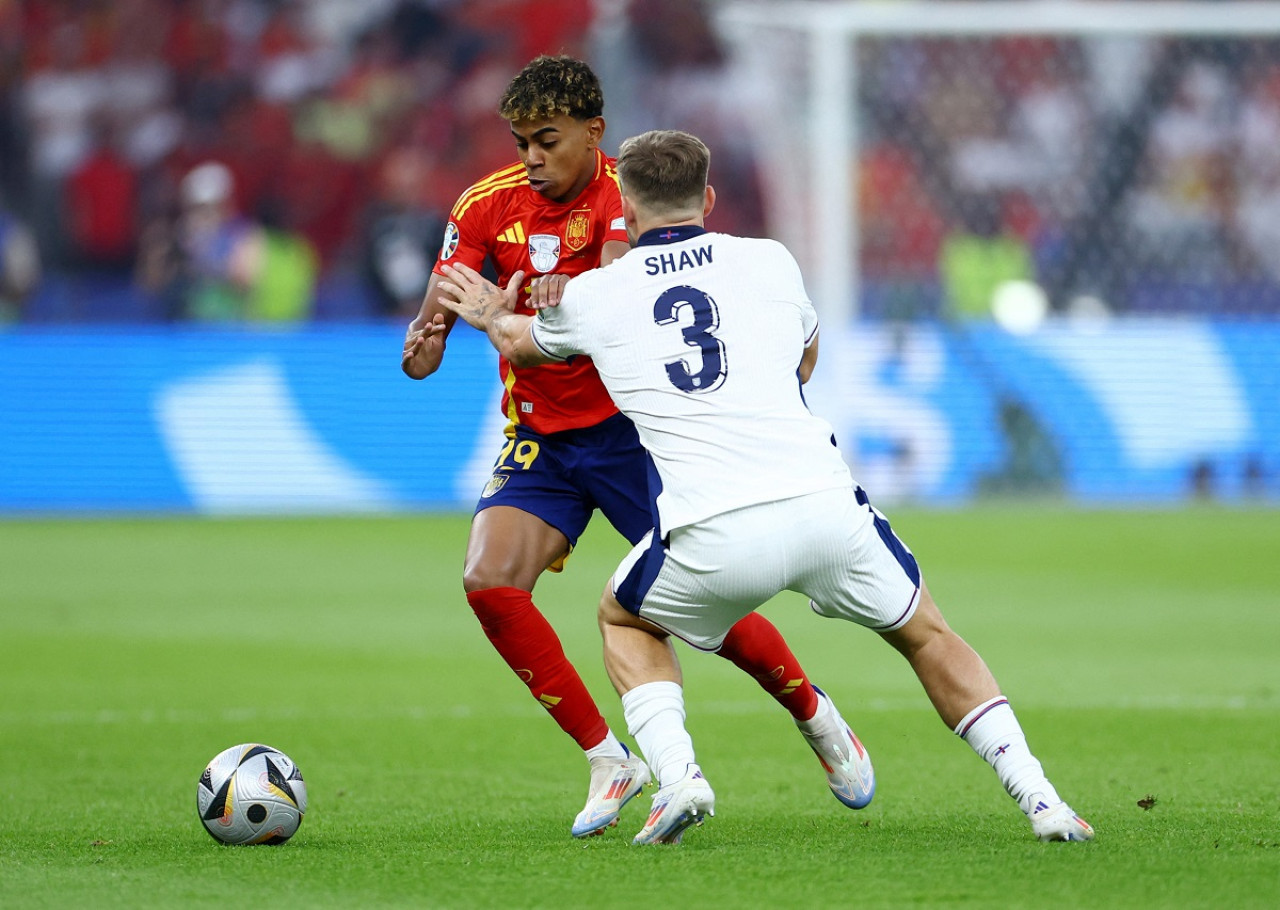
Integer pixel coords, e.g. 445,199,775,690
800,330,820,384
601,238,629,266
436,262,556,368
401,273,462,379
524,238,630,310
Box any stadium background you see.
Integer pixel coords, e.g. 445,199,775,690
2,0,1279,513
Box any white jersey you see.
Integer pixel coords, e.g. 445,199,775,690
530,227,852,533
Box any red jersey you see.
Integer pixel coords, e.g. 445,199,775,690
436,148,628,434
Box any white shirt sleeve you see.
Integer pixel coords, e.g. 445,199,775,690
801,301,819,346
771,240,818,343
529,288,585,362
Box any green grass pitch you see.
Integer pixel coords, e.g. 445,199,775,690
1,506,1277,908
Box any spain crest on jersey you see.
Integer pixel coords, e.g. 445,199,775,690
528,234,561,273
565,209,591,252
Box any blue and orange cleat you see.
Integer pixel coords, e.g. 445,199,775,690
798,685,875,810
632,764,715,846
571,743,651,838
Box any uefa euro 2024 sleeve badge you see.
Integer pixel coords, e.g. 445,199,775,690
441,221,459,260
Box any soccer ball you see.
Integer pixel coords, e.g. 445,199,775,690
197,743,307,845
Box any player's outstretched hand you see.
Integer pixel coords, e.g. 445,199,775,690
525,274,568,310
401,312,448,379
438,264,524,331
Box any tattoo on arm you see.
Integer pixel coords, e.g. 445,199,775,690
465,288,503,325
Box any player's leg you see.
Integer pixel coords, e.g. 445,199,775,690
603,506,853,841
879,584,1094,842
715,613,819,721
598,582,714,845
803,486,1092,840
598,591,695,789
464,504,610,748
589,414,819,721
874,582,1000,729
713,490,880,812
462,504,649,837
713,612,875,809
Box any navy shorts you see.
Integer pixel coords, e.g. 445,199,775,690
474,411,657,550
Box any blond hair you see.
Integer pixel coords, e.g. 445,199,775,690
616,130,710,216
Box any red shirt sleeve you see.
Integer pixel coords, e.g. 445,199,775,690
435,195,490,275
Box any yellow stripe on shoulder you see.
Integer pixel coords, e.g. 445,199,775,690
453,165,526,216
469,162,525,193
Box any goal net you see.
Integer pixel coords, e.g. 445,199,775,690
714,1,1280,323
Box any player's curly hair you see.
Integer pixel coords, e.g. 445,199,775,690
498,55,604,122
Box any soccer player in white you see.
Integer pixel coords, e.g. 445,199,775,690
437,129,1094,846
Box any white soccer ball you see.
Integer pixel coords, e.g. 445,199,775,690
197,743,307,845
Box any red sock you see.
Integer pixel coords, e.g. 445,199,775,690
716,612,820,721
466,586,609,750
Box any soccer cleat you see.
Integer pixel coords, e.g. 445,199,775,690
632,764,715,845
797,685,875,809
571,744,651,838
1027,795,1095,842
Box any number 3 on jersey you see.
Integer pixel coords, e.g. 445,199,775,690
653,284,727,393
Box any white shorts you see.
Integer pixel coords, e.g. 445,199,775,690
611,485,920,651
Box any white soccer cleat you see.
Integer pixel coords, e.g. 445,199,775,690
632,764,715,845
798,685,875,809
571,744,651,838
1027,795,1095,842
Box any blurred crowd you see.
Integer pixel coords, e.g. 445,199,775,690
3,0,1280,324
855,32,1280,319
0,0,774,325
0,0,598,323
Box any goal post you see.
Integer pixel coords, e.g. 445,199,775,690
714,1,1280,322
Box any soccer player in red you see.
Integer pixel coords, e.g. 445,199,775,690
402,56,863,837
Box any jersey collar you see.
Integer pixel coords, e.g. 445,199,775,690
636,224,707,247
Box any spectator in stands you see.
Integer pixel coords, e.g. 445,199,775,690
98,3,181,173
1126,60,1235,279
598,0,766,236
65,117,139,274
939,193,1035,321
1233,62,1280,283
360,145,446,318
10,0,600,322
1001,39,1093,223
0,199,41,323
136,160,316,322
21,17,99,268
178,160,257,320
859,144,945,278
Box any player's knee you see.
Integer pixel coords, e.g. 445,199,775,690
462,540,561,592
596,586,622,626
597,585,671,643
596,584,632,629
461,565,496,593
462,557,527,593
881,589,949,655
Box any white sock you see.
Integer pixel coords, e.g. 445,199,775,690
795,688,833,735
621,680,696,787
584,730,628,765
955,696,1059,814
